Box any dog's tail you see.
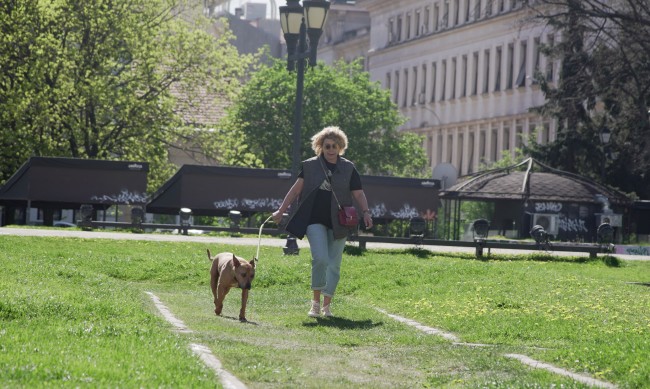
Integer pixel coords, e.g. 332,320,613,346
206,249,212,260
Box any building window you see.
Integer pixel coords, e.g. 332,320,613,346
480,126,487,162
415,9,421,37
386,72,391,93
457,132,464,170
433,4,440,31
441,60,447,100
403,68,409,107
506,43,514,90
495,46,502,91
424,6,430,34
412,66,418,106
394,70,400,103
461,55,468,98
472,51,479,95
431,62,437,102
516,122,524,148
465,0,471,22
450,57,457,99
546,34,555,82
532,36,541,81
475,0,482,19
454,0,460,26
442,1,449,29
483,49,490,93
486,0,493,17
436,133,444,165
406,12,412,40
421,63,428,103
468,131,475,173
397,15,403,41
388,18,395,43
516,40,527,87
490,125,498,161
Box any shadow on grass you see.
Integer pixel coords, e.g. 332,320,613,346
220,315,260,326
302,317,384,330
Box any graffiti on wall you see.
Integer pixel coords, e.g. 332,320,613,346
615,246,650,256
213,198,284,211
530,201,594,239
534,202,563,213
91,189,148,204
559,217,589,233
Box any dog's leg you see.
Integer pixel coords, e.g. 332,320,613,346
239,288,249,322
215,284,230,316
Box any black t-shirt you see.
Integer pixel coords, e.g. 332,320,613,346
298,155,362,228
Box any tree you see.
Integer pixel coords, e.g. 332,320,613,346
0,0,253,191
217,58,428,177
524,0,650,198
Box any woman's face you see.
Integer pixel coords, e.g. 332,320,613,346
322,138,339,162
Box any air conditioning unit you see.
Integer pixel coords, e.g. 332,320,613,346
596,213,623,227
532,214,559,236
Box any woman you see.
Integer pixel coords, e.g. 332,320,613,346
272,126,373,317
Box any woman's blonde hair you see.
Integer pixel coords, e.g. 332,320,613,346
311,126,348,156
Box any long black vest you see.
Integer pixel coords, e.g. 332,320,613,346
284,155,356,239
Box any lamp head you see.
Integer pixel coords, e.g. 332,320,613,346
599,127,611,145
409,217,427,237
597,222,614,245
530,224,548,244
302,1,330,66
472,219,490,240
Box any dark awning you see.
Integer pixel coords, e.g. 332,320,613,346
0,157,149,209
440,158,630,205
146,164,441,219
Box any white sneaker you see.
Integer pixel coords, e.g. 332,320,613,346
308,301,320,317
322,304,333,317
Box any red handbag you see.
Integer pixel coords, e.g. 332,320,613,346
337,206,358,227
320,158,358,227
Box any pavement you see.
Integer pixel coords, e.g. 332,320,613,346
2,226,649,261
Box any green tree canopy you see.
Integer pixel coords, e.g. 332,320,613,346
0,0,253,191
525,0,650,198
216,58,428,177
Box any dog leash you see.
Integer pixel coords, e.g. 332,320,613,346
254,215,273,261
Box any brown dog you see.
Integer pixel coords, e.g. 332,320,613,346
207,250,256,322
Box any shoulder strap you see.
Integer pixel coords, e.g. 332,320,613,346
319,157,342,210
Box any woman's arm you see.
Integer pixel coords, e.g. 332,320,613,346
272,178,304,224
352,189,373,229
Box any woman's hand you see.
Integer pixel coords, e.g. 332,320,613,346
363,211,373,229
271,210,283,225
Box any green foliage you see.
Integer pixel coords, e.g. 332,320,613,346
219,58,428,177
525,0,650,197
0,1,254,191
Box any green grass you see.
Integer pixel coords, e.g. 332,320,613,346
0,236,648,387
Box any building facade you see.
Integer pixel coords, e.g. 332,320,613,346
324,0,559,177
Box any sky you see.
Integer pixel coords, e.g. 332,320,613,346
219,0,278,20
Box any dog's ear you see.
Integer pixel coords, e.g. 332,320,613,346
232,253,241,268
249,258,256,268
206,249,211,259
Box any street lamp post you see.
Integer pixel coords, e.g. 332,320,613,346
279,0,330,178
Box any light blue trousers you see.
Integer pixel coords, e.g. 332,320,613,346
306,223,347,297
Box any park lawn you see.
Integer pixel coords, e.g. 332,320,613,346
0,235,648,387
